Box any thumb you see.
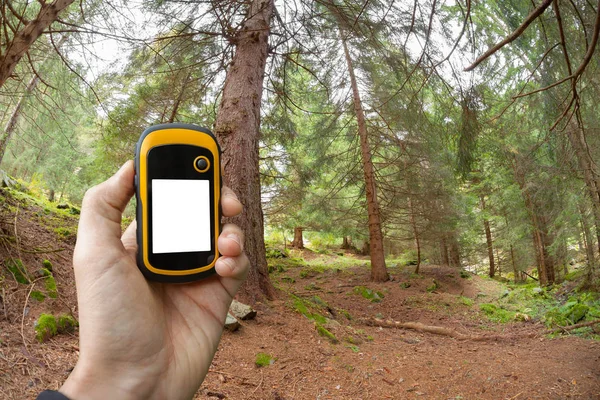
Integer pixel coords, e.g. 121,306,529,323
75,161,135,255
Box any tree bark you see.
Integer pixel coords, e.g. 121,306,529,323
340,30,388,282
510,245,519,283
440,238,450,266
565,125,600,258
0,0,74,89
214,0,275,303
408,197,421,274
480,196,495,278
291,227,304,249
341,236,352,250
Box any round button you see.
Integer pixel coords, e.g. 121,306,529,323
194,156,210,173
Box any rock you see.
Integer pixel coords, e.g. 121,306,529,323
532,287,543,294
229,300,257,320
224,314,240,332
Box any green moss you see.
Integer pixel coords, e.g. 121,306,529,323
281,276,295,283
42,259,53,272
292,297,327,324
255,352,273,367
459,296,474,306
316,324,338,344
338,308,352,320
460,270,471,279
54,227,76,239
30,291,46,302
39,268,52,277
426,279,440,293
346,344,360,353
353,286,384,303
45,275,58,298
479,303,515,323
6,259,30,284
35,314,58,342
57,314,78,333
399,282,411,289
366,335,374,341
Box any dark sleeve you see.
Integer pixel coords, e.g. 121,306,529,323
36,390,71,400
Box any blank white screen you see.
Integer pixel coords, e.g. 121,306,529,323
152,179,211,253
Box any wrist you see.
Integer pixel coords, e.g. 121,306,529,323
59,361,158,400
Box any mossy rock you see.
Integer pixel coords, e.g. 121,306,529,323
316,324,338,344
568,304,589,324
35,314,58,342
6,259,30,284
426,279,439,293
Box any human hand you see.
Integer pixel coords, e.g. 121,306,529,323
59,161,248,400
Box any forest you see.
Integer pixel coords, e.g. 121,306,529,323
1,0,600,399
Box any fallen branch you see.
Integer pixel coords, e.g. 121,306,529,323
549,319,600,334
359,318,536,341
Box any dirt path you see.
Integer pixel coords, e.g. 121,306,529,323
200,264,600,400
0,195,599,399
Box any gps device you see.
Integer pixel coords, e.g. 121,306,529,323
134,123,221,283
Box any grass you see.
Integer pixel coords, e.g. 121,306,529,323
479,303,515,323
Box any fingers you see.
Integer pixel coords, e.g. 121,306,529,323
121,220,137,258
215,224,249,296
74,161,135,263
221,186,242,217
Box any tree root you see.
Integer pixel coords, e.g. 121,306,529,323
359,318,537,341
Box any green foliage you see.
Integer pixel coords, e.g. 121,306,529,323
479,303,515,323
544,293,600,328
35,314,58,343
292,296,327,324
352,286,385,303
6,259,29,284
255,353,274,367
460,270,471,279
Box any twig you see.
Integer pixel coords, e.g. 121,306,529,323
465,0,553,71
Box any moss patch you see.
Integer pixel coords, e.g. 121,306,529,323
45,275,58,298
316,324,338,343
353,286,385,303
42,259,53,272
35,314,58,342
30,291,46,302
6,258,30,284
255,352,274,367
57,314,78,333
479,303,515,323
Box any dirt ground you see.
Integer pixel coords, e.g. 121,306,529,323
1,193,599,399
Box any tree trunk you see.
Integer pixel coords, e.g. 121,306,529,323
340,29,388,282
480,196,495,278
291,227,304,249
565,125,600,258
361,241,370,256
448,237,461,269
440,238,450,266
510,245,519,283
579,204,596,276
213,0,275,303
0,0,74,89
341,236,352,250
408,197,421,274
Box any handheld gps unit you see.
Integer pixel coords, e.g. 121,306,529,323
134,123,221,283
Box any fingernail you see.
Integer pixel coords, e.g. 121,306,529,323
221,257,236,273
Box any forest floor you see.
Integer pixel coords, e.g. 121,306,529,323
0,187,599,399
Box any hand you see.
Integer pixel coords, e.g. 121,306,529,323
60,161,249,400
